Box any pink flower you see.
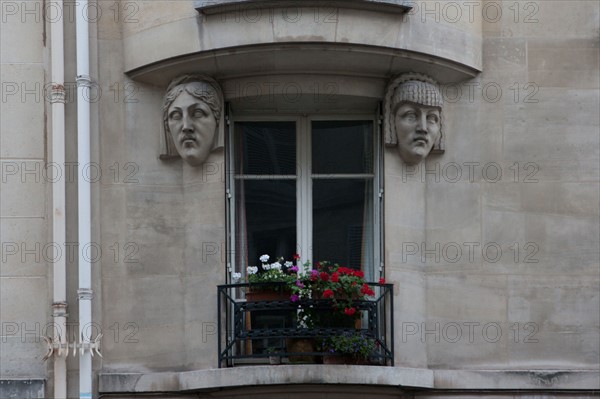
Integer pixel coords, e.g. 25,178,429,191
310,269,319,281
290,294,299,302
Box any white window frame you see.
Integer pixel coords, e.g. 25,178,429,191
226,112,383,281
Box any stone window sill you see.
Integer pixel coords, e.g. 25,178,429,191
99,365,434,393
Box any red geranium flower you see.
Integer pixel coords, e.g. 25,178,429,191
379,277,386,284
360,283,375,296
320,272,329,282
344,307,356,316
331,272,339,282
293,253,300,260
354,270,365,279
323,289,334,299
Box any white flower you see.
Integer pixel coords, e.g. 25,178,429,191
271,262,282,270
259,254,270,263
284,261,293,267
231,272,242,282
263,263,271,270
247,266,258,275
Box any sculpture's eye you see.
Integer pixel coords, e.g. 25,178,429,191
193,108,207,118
427,114,439,124
403,112,417,121
169,110,182,120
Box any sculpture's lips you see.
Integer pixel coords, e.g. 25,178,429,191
413,136,428,145
181,136,197,145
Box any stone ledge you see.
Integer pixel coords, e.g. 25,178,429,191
99,365,434,393
433,369,600,390
99,368,600,394
0,379,45,399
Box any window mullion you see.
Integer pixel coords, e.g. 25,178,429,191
226,106,236,282
297,117,312,270
306,118,313,268
374,114,383,282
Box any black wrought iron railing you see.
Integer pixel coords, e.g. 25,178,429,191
217,282,394,367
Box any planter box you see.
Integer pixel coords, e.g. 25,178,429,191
245,290,291,302
323,355,371,365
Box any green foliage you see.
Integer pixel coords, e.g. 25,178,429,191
322,331,377,359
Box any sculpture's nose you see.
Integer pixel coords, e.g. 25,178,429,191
182,114,194,133
416,113,428,133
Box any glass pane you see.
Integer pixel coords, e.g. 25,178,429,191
312,120,373,174
234,121,296,175
235,179,296,269
312,179,374,274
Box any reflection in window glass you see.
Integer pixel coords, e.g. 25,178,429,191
235,179,296,268
234,122,296,175
312,179,373,273
312,120,373,174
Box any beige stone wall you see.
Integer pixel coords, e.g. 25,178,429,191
418,0,599,369
94,0,228,373
0,0,50,381
0,0,598,397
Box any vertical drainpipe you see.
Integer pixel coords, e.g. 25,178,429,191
50,0,67,397
75,0,93,398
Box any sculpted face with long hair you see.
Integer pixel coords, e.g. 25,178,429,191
162,75,223,167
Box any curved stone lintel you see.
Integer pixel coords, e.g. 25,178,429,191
196,0,413,15
126,43,480,88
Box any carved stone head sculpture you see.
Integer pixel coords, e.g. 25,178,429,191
384,73,444,164
161,75,224,166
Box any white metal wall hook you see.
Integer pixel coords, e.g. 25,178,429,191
42,333,103,360
42,336,54,361
93,334,104,358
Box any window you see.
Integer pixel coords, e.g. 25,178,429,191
227,114,382,281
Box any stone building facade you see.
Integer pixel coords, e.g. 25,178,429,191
1,1,599,398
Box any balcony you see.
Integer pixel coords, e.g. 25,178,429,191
217,282,394,367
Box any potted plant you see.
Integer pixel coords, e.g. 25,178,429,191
291,260,376,328
266,347,282,365
321,331,377,365
243,254,298,301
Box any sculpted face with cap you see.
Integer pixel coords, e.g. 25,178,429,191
385,75,443,164
162,75,223,167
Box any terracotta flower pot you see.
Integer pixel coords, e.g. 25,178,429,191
286,338,316,363
246,289,291,302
